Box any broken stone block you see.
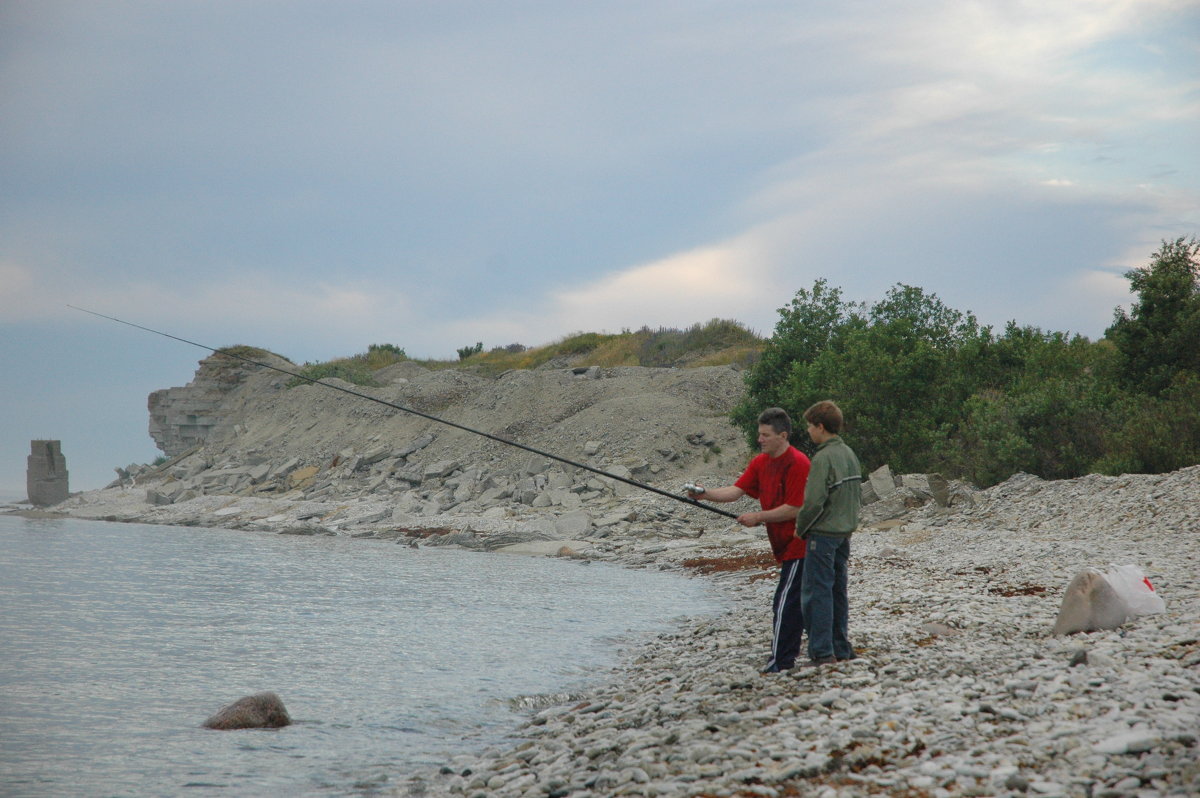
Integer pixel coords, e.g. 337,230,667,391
423,460,459,480
395,434,435,458
146,488,175,506
394,465,423,485
602,465,638,497
927,473,951,507
476,487,509,508
522,455,550,475
547,470,574,489
554,511,593,538
868,465,896,500
272,457,301,479
359,446,393,467
547,488,583,509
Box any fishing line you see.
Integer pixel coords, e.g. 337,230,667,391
69,305,738,520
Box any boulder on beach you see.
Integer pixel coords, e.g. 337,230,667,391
202,691,291,730
1052,569,1130,636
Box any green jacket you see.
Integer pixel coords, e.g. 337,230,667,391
795,436,862,538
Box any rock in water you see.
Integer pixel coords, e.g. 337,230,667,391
202,691,291,730
1052,569,1129,636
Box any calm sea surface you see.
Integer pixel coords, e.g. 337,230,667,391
0,514,719,796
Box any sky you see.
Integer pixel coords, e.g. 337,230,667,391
1,1,1197,494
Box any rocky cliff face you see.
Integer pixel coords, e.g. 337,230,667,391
134,355,984,536
138,357,755,519
147,351,293,457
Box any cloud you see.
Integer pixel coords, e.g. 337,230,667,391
1026,267,1132,336
1075,267,1132,304
0,262,38,317
0,262,417,358
445,238,780,346
2,0,1195,357
549,243,768,324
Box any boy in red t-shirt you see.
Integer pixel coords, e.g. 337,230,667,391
688,408,811,672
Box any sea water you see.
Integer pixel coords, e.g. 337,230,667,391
0,513,719,796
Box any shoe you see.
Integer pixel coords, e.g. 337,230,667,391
761,663,794,674
836,651,858,662
802,656,837,668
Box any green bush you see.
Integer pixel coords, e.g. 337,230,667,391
553,332,611,355
1107,237,1200,396
457,342,483,360
732,279,865,442
368,343,405,358
1097,372,1200,474
933,327,1119,485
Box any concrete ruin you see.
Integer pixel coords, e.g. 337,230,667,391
27,440,69,506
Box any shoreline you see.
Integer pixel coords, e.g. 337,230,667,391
391,474,1199,798
9,467,1200,798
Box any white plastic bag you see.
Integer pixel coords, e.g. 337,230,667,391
1101,564,1166,617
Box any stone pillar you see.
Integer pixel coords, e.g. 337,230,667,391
27,440,69,507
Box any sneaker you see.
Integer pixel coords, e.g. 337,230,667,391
802,656,837,668
761,663,794,674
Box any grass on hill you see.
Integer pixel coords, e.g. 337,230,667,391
279,319,764,387
448,319,763,375
283,343,408,388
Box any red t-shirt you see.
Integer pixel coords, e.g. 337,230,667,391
735,446,811,562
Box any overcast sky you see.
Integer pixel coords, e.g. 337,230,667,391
2,1,1197,494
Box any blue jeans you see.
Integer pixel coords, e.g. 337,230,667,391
801,533,854,661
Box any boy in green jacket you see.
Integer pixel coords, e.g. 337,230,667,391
795,400,863,667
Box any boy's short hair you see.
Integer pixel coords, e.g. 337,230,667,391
804,400,844,434
757,407,792,436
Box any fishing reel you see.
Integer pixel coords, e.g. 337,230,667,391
682,482,704,496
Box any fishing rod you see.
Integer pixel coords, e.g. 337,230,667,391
69,306,739,520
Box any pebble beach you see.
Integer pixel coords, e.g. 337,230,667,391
394,468,1200,798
